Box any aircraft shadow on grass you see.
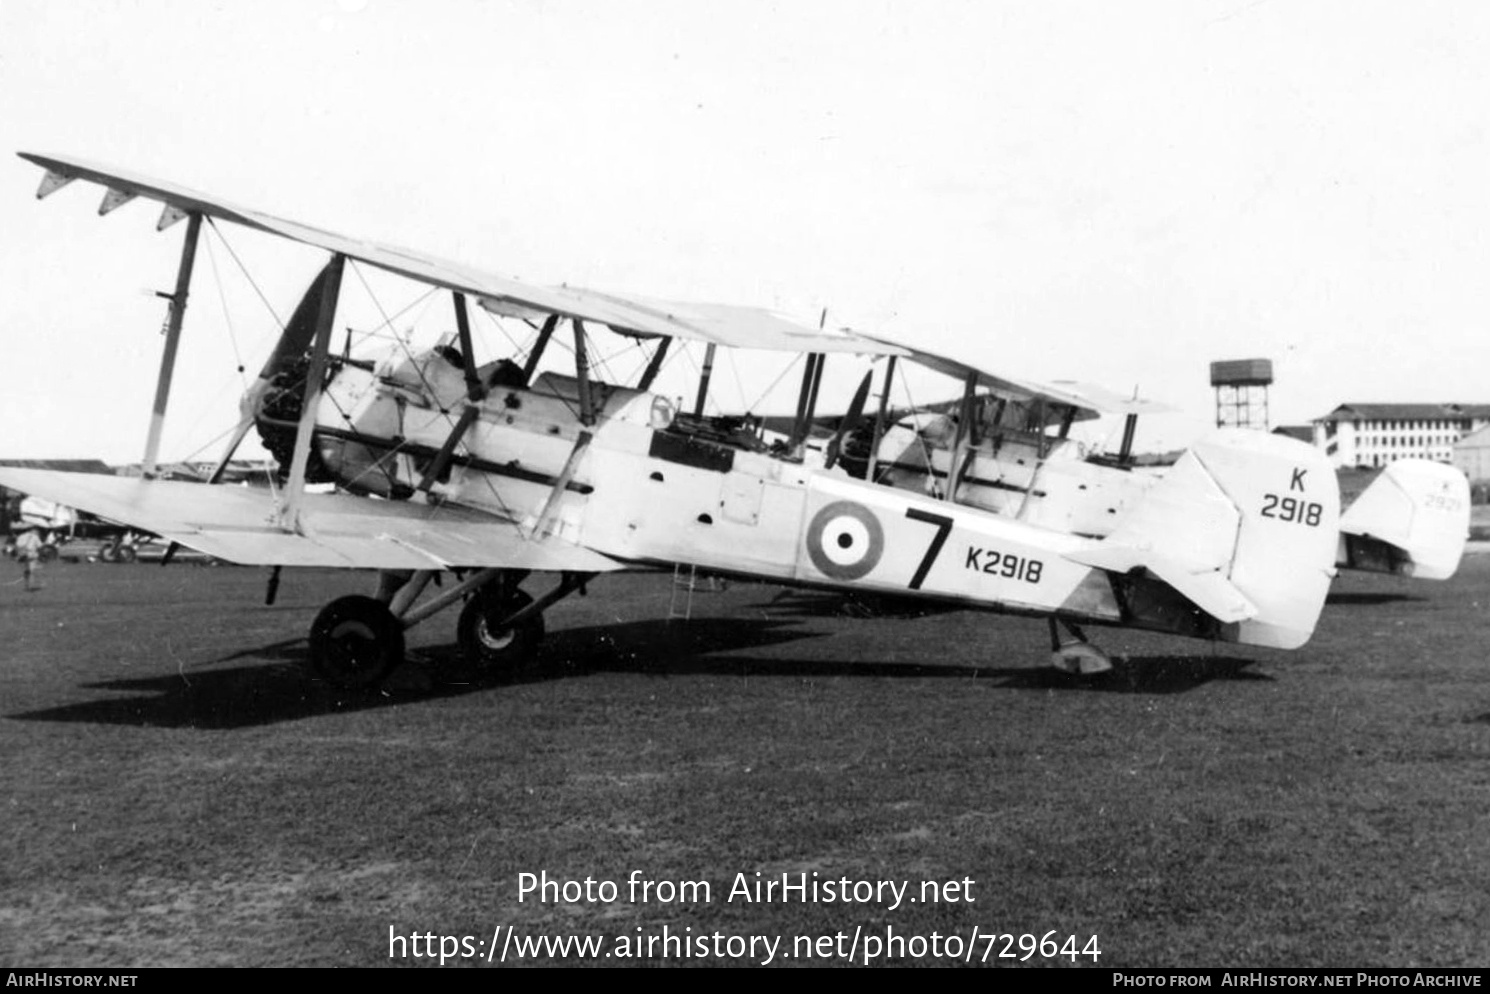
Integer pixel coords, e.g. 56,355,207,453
1324,592,1427,607
9,618,816,729
10,617,1269,730
566,645,1268,696
755,590,961,620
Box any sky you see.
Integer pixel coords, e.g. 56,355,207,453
2,0,1489,464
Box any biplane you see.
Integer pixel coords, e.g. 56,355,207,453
0,152,1343,684
858,375,1470,582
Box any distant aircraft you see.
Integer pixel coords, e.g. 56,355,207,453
3,494,160,563
0,152,1344,684
15,495,77,535
2,496,76,561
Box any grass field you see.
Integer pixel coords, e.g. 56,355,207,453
2,556,1488,967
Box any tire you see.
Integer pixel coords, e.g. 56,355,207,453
457,586,544,671
37,544,58,563
117,544,138,563
99,542,118,563
308,595,405,690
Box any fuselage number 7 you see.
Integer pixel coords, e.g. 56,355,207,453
905,508,954,590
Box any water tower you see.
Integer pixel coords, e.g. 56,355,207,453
1210,358,1273,430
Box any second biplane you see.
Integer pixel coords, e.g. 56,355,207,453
856,369,1469,583
0,152,1344,684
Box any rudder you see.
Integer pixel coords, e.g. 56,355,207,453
1186,430,1340,649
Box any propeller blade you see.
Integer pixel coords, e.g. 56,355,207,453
258,260,339,382
249,259,343,485
824,370,873,471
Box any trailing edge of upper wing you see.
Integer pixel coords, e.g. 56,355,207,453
19,151,904,358
856,332,1177,422
0,468,624,572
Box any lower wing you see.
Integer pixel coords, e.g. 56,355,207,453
0,468,622,572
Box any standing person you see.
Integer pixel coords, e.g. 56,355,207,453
13,525,43,592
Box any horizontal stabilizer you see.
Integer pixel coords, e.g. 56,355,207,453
1139,555,1257,623
1066,545,1258,623
1068,438,1244,623
0,469,624,572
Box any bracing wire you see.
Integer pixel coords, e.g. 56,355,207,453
200,230,249,388
175,233,473,512
205,218,284,330
725,348,750,415
745,353,804,415
349,260,460,415
165,224,264,463
344,259,518,520
477,305,526,358
892,360,945,493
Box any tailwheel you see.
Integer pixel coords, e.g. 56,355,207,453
458,584,544,671
309,595,405,689
1050,641,1113,676
1047,618,1113,676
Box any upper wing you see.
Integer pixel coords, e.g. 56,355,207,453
20,152,903,358
1043,380,1177,417
0,468,624,572
862,333,1117,422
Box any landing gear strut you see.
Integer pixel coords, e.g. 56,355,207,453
1048,618,1113,675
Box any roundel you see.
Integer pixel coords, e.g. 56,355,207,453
806,501,885,580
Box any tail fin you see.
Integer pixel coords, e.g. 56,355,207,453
1069,429,1339,649
1338,460,1469,580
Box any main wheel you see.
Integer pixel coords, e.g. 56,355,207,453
309,595,405,689
457,586,544,671
98,541,119,563
116,543,138,563
37,544,58,563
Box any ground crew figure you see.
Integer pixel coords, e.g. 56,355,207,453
13,526,43,592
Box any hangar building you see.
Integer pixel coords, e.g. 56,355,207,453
1312,403,1490,469
1451,424,1490,484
